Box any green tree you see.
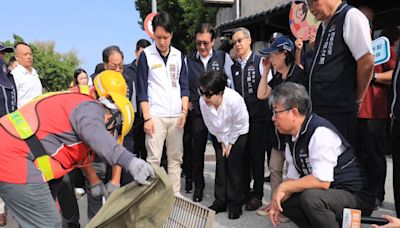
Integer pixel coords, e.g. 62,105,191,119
135,0,218,54
4,34,80,92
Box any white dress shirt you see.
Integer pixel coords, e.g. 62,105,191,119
12,64,43,107
321,7,372,61
285,126,346,182
200,87,249,146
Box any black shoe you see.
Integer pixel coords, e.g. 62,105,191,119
193,191,203,202
245,198,262,211
185,178,193,193
228,209,242,219
208,204,227,214
264,175,270,182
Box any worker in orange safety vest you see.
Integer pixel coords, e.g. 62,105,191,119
0,70,155,227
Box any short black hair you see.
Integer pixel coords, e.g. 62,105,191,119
102,45,124,64
152,11,173,34
284,50,296,67
196,23,215,40
136,39,151,51
94,63,105,74
14,42,32,51
199,70,227,94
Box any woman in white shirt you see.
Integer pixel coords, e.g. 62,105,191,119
199,70,249,219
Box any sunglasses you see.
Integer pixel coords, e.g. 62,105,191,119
198,88,216,98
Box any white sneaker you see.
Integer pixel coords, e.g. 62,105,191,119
74,188,85,199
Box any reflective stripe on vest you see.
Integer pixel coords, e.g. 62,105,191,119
78,85,90,95
7,109,56,181
7,110,34,139
35,155,55,181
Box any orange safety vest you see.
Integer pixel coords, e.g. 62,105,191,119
0,92,96,183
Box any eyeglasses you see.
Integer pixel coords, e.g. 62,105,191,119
198,88,216,98
232,37,248,46
108,64,124,72
272,108,292,116
196,40,210,47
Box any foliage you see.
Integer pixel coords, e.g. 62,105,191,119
135,0,219,54
4,34,80,92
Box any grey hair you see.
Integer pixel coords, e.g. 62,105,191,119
232,27,251,39
268,82,311,116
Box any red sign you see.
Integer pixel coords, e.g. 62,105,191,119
144,12,157,39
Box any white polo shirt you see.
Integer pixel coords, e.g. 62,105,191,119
285,127,346,182
12,64,43,107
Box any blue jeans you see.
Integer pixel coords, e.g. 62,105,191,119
0,181,61,228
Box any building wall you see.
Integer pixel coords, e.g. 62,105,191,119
216,0,290,26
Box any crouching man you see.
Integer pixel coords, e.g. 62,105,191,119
268,82,374,228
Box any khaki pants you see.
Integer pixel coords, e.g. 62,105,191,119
146,117,183,193
269,147,285,197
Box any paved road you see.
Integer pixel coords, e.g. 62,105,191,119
4,143,398,227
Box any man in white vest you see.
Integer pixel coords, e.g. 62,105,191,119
137,11,189,194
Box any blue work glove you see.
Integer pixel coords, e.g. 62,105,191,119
90,182,109,200
105,181,120,196
128,157,155,185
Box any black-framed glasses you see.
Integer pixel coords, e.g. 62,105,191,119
198,88,216,98
272,108,292,116
196,40,210,47
108,63,124,72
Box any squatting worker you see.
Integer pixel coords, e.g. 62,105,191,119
0,70,155,227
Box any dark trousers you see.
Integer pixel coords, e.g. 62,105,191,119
49,170,80,228
133,115,147,160
318,112,357,149
392,119,400,217
118,113,147,186
212,134,247,210
282,188,370,228
182,111,194,181
356,118,387,201
183,111,219,192
84,159,106,220
242,119,267,200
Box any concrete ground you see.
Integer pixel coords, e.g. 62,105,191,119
3,143,398,227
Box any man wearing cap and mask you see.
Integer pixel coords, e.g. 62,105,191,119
0,43,14,73
0,43,17,226
0,70,155,227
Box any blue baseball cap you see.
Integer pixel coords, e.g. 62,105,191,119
259,36,295,56
0,44,13,53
